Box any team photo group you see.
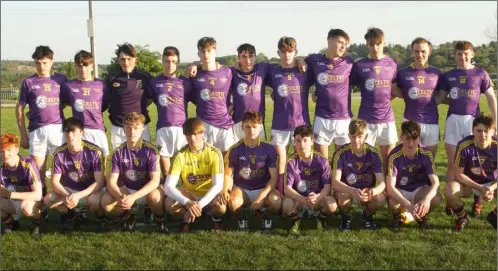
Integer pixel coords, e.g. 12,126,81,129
1,26,497,236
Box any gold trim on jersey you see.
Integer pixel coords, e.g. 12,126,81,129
455,138,475,166
332,144,351,170
19,159,40,184
387,148,404,176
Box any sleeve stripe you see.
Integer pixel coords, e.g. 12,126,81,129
455,139,474,166
284,153,298,186
332,145,350,170
387,149,403,176
420,150,437,175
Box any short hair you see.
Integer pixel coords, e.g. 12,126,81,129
241,111,263,125
278,36,297,52
183,118,205,136
411,37,433,52
124,112,145,127
293,125,313,139
454,40,474,52
473,113,496,130
364,27,384,44
237,43,256,56
115,43,137,58
349,119,368,135
63,117,84,133
162,46,180,60
32,45,54,60
197,37,217,50
401,120,421,140
74,50,93,66
1,132,19,150
327,29,350,43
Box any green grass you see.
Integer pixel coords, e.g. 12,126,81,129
1,96,496,270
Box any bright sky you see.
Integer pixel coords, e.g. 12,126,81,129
1,1,496,64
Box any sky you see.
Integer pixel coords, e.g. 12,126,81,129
1,1,496,64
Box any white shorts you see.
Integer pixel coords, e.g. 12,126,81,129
271,130,294,147
83,128,110,156
233,121,266,143
202,122,236,152
156,126,187,157
110,124,151,150
472,181,496,197
365,121,398,146
404,119,439,147
28,124,65,156
240,187,264,202
444,114,474,146
399,186,427,203
313,117,351,146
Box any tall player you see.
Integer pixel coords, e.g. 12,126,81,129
189,37,235,154
386,121,442,231
164,118,225,233
61,50,109,156
16,45,67,188
306,28,354,158
104,43,152,150
222,111,281,232
148,46,192,177
445,114,497,232
350,28,398,167
100,112,166,233
440,41,497,216
0,132,44,235
331,120,386,231
267,37,312,194
391,38,445,157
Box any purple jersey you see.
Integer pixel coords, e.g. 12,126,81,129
190,66,234,129
148,75,192,129
111,140,159,190
332,144,384,189
396,65,442,124
351,56,397,123
0,155,41,192
455,135,497,184
18,73,68,131
441,67,493,117
226,140,277,190
285,152,331,196
305,54,354,120
387,144,436,192
52,141,104,191
61,79,106,131
266,65,312,130
231,63,270,123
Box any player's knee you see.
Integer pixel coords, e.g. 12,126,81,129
88,193,102,210
43,192,59,209
165,200,184,216
20,201,36,217
210,201,226,216
265,191,282,213
431,192,443,208
323,196,337,213
281,197,296,216
146,189,163,206
387,197,401,210
100,192,116,213
374,192,387,205
228,194,244,213
444,182,460,200
334,192,350,206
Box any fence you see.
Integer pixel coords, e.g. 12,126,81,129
0,86,19,100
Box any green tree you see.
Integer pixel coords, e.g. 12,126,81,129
57,61,77,80
102,45,163,79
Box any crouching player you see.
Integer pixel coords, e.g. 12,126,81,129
282,125,337,234
101,112,166,233
0,132,44,235
445,113,497,232
331,119,386,231
386,120,442,231
44,118,106,230
222,111,281,232
164,118,226,233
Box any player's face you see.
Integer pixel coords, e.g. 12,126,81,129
118,53,137,73
328,36,348,57
401,134,420,155
455,49,474,67
65,128,83,148
238,50,256,71
367,40,384,58
186,131,204,150
34,57,53,76
349,132,367,150
473,124,495,147
277,49,296,66
1,146,18,166
198,47,217,65
75,62,93,81
294,135,313,156
163,55,178,75
242,121,261,140
412,43,431,66
124,123,145,144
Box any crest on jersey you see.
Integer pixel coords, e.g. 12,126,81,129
346,173,357,185
133,158,139,166
328,64,334,70
237,83,248,96
74,161,81,170
36,95,47,109
158,94,169,107
317,72,328,86
10,176,17,183
187,173,196,184
400,176,408,186
239,167,251,180
449,87,460,99
297,180,308,193
200,89,211,101
125,169,137,181
113,82,120,87
74,99,85,112
355,162,363,170
304,168,311,176
136,80,143,89
471,167,482,175
365,78,376,91
408,87,419,100
277,84,289,97
479,157,486,165
69,171,80,182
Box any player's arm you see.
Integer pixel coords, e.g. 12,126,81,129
283,162,308,205
371,153,386,196
8,164,42,201
129,153,161,200
331,152,359,195
294,56,307,73
435,89,449,105
107,152,123,199
484,87,497,122
16,80,29,149
51,155,70,197
76,155,106,198
164,154,200,215
198,150,224,208
258,167,277,200
425,174,440,201
391,83,403,100
385,160,411,207
454,166,484,191
316,163,332,202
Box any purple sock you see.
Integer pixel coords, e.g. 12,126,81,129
474,195,482,205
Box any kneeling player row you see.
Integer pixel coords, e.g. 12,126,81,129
1,111,496,234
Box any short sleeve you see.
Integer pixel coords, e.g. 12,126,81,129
111,151,120,173
372,151,384,174
320,160,331,186
169,153,183,175
93,149,103,172
147,149,159,173
52,152,64,175
481,70,493,93
18,79,29,105
211,148,224,175
267,146,277,168
285,160,295,187
455,143,468,168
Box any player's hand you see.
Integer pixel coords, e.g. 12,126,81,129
351,188,363,201
188,64,198,78
185,200,202,217
360,188,373,202
296,58,307,73
251,197,265,212
0,185,11,199
66,193,82,209
20,134,29,149
307,192,319,206
119,194,136,210
414,198,430,218
483,188,495,202
217,190,230,205
184,209,197,223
